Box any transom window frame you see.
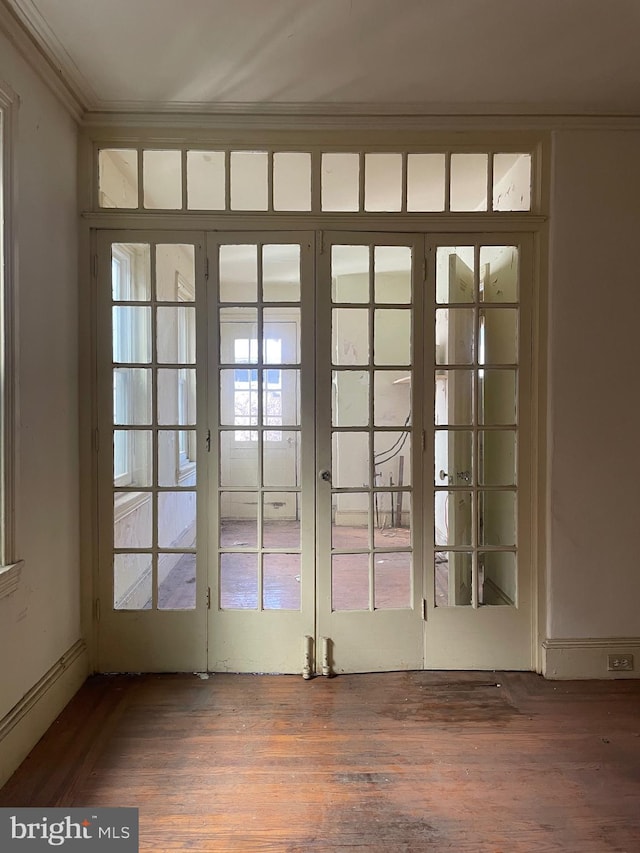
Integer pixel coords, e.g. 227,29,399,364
90,135,545,217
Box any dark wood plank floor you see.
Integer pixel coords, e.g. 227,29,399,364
2,671,640,852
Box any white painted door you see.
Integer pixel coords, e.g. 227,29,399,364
96,232,207,672
315,234,426,673
427,238,534,670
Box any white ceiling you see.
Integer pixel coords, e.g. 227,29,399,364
6,0,640,117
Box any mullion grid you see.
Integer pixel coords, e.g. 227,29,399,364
434,242,519,607
98,144,536,215
216,241,303,611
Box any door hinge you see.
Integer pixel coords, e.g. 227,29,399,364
95,598,101,623
206,587,211,609
421,430,426,452
92,254,98,279
206,429,211,452
205,257,210,280
93,428,100,453
422,255,427,282
319,231,325,255
422,598,427,620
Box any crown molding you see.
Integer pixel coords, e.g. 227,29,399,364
0,0,86,120
81,105,640,133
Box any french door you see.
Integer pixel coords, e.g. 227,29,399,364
96,229,533,674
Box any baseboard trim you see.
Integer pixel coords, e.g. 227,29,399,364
542,637,640,679
0,639,89,787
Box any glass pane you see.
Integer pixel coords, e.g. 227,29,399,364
263,310,300,363
219,307,258,362
263,244,301,302
450,153,488,211
112,307,151,363
479,370,517,424
479,431,516,486
331,245,369,303
333,371,369,427
332,308,369,365
435,308,474,364
434,430,472,485
480,246,519,302
407,153,445,212
143,150,182,209
187,150,225,210
156,244,195,301
480,551,516,605
493,153,531,212
374,552,411,609
157,307,196,363
99,149,138,208
220,491,258,548
480,309,518,364
436,246,474,303
321,153,359,211
263,492,300,548
220,431,258,487
114,553,152,610
333,432,369,488
374,491,411,547
332,553,369,611
273,153,311,211
157,369,196,425
374,310,411,365
332,492,369,549
374,246,411,304
266,369,299,426
263,431,300,487
364,153,402,211
158,430,197,487
114,492,152,548
220,553,258,609
479,491,516,546
230,151,268,210
434,491,472,546
374,431,411,487
113,430,152,487
113,368,151,425
112,244,150,300
158,553,196,610
158,491,196,548
263,554,301,610
435,552,472,606
219,246,257,303
374,371,411,427
434,370,473,425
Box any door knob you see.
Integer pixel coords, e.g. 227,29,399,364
319,469,332,483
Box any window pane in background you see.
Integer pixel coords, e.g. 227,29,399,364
436,246,474,304
492,153,531,211
114,553,152,610
219,245,258,303
450,153,488,211
364,153,402,211
230,151,268,211
331,245,370,303
156,244,195,301
158,552,196,610
187,150,225,210
112,244,150,300
322,153,359,211
407,153,445,212
99,149,138,208
263,244,301,302
143,150,182,209
374,246,411,304
273,153,311,211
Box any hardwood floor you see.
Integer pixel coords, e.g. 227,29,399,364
2,671,640,851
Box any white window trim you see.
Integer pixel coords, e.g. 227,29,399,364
0,81,23,598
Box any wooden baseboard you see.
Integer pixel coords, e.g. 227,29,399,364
0,639,89,787
542,637,640,679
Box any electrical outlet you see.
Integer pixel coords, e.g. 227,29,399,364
607,653,634,672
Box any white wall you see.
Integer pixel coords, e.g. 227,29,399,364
0,31,80,718
547,130,640,639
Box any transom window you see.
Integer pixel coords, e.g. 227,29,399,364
98,146,534,214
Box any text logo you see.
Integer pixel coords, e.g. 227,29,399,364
0,808,138,851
